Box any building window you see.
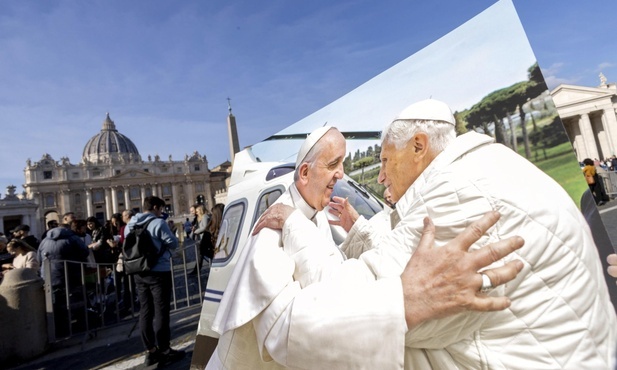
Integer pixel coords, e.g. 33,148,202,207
176,167,182,173
130,187,140,200
162,184,172,197
195,183,204,192
161,166,168,173
93,190,104,204
44,193,55,207
72,172,80,179
115,170,121,175
93,169,101,177
194,164,200,171
75,193,81,205
144,168,149,173
145,187,152,197
43,171,52,180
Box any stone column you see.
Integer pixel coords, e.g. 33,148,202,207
185,181,194,211
0,216,4,234
602,108,617,156
170,183,179,215
85,188,93,217
140,185,146,203
124,186,130,209
25,214,35,235
111,186,119,214
205,177,214,209
105,188,112,219
579,113,599,159
62,189,71,215
151,183,158,197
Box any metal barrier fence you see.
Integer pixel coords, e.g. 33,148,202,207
42,239,208,343
599,171,617,198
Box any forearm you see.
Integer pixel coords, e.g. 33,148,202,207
339,215,388,258
193,219,207,234
256,277,406,369
281,211,344,287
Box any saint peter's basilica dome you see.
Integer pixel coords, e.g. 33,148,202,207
82,113,141,163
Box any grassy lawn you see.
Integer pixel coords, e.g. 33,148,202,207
528,142,587,206
516,115,588,207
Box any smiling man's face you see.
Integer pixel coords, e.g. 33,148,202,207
300,130,346,211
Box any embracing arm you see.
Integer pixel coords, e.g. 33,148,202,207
192,217,207,236
252,211,523,367
329,196,391,258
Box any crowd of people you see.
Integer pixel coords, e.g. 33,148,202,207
0,197,225,367
587,156,617,172
0,203,224,284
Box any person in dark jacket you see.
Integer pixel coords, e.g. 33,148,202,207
11,224,40,250
86,216,113,264
38,227,89,337
38,227,89,289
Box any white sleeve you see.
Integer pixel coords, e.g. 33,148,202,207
339,212,391,259
280,210,345,287
251,210,406,368
254,276,407,369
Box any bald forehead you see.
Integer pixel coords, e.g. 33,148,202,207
317,129,344,148
307,129,344,160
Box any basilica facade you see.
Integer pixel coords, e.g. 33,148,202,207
551,74,617,161
22,113,229,230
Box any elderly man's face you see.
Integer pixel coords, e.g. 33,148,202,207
302,130,346,211
378,139,420,203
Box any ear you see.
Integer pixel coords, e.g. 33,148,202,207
412,133,430,161
298,163,310,184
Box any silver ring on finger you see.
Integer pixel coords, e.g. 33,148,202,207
480,273,493,294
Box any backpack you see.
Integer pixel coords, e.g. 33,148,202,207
122,218,166,275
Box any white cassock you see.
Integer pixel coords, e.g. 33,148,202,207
207,182,407,369
210,131,616,370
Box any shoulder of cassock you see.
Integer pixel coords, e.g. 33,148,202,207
212,186,334,334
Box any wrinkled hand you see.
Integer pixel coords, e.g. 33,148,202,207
252,204,296,235
402,211,524,330
607,254,617,280
328,196,360,232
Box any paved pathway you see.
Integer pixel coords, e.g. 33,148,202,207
9,306,201,370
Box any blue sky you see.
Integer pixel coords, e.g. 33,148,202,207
1,0,616,194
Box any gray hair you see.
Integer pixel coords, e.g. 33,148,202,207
381,119,456,154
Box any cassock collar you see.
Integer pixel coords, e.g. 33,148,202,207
289,183,318,222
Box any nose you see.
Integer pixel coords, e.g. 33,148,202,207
334,162,344,180
378,165,385,184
